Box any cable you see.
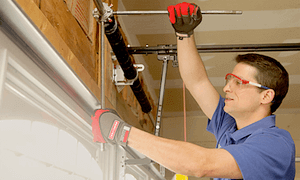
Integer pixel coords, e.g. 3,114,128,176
183,82,187,142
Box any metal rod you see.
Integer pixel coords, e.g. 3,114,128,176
128,43,300,54
113,10,243,15
101,21,105,109
93,0,106,109
155,60,169,136
0,49,8,108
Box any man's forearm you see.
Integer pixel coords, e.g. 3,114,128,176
127,127,242,179
177,35,209,89
127,127,207,177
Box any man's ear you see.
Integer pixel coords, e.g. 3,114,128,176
261,89,275,104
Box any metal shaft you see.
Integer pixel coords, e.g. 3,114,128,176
113,10,243,15
155,60,169,136
101,21,105,109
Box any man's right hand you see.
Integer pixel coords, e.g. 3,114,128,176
92,109,132,147
167,2,202,39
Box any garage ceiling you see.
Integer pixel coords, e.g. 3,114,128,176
117,0,300,117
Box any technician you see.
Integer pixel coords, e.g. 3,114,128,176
92,2,295,179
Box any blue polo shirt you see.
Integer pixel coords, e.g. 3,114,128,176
206,96,295,180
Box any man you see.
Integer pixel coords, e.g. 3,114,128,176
92,2,295,179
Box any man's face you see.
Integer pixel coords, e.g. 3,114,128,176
223,63,262,117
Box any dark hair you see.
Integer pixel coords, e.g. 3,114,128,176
235,53,289,113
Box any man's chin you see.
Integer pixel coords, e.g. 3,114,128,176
223,106,232,114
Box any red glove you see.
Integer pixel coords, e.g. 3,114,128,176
92,109,132,147
167,2,202,39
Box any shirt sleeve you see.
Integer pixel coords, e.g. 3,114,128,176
223,131,295,180
206,95,235,141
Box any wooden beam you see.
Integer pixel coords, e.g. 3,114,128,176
15,0,156,133
40,0,97,82
15,0,101,100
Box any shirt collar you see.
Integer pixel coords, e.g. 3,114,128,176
230,115,276,142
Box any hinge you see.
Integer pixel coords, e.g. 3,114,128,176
113,64,144,86
157,54,178,67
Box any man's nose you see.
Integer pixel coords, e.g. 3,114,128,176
223,81,232,93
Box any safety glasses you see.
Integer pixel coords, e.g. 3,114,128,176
225,73,270,90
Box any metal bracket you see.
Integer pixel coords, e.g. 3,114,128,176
113,64,144,86
92,2,113,23
157,54,178,68
125,157,152,166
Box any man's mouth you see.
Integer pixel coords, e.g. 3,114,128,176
225,97,233,101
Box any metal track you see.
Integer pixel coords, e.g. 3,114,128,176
128,43,300,54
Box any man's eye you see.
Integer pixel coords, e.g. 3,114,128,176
236,80,243,85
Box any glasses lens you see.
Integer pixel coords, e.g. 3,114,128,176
225,74,243,87
225,74,231,85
